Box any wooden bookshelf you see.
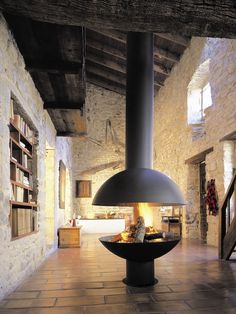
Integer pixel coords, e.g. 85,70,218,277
9,101,38,240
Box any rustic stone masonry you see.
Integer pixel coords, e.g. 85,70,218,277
154,37,236,245
72,37,236,247
72,83,132,218
0,14,73,300
1,9,236,301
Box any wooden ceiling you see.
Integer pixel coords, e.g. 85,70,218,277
1,1,235,136
5,15,87,136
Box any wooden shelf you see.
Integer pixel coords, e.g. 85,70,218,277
10,200,37,207
10,158,32,174
9,104,38,240
9,119,33,145
10,137,32,158
11,231,38,241
11,180,33,191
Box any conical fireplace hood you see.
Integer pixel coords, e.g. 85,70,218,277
93,32,185,206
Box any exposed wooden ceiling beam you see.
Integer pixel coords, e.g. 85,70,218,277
88,29,126,43
86,62,126,86
154,75,164,87
155,33,190,47
47,109,67,132
87,72,126,95
154,47,179,63
87,47,170,77
88,30,180,63
26,59,82,74
87,41,174,76
86,49,126,74
1,1,236,38
86,40,126,60
154,62,170,76
87,61,164,90
44,101,84,109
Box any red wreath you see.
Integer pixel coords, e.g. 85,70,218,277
206,179,218,216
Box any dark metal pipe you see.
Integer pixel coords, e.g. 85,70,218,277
124,260,158,286
92,32,185,207
126,32,154,169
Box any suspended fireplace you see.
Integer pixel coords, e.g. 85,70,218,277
93,32,185,286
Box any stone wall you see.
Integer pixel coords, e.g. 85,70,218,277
72,38,236,246
72,83,132,218
154,37,236,245
0,15,73,300
3,6,236,301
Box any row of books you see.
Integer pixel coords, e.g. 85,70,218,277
12,151,21,163
22,153,29,169
15,186,27,202
19,141,31,154
10,99,34,140
12,155,32,171
12,208,33,237
11,185,34,203
16,168,32,186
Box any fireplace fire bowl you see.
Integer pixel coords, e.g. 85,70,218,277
100,235,180,286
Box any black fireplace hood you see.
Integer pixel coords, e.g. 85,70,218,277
93,32,185,207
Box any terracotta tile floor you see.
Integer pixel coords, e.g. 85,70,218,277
1,234,236,313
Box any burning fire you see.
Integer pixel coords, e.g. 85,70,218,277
133,203,154,227
111,203,162,243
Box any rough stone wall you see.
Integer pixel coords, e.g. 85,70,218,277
0,15,73,300
72,38,236,245
154,37,236,246
72,83,132,218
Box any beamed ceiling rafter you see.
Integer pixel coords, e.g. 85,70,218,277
1,1,234,135
1,1,236,37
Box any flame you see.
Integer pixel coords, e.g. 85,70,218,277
133,203,154,227
110,203,156,243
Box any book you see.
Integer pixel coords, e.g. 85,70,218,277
11,184,15,201
13,114,20,127
10,99,14,120
19,141,26,148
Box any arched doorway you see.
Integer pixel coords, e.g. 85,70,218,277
45,143,56,252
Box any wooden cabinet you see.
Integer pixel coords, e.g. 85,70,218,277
9,101,38,239
58,227,82,248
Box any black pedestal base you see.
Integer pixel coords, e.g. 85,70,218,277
123,260,158,287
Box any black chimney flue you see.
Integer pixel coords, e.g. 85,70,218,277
93,32,185,207
126,32,153,169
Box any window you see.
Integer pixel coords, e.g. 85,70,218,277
76,180,92,198
188,60,212,124
200,83,212,119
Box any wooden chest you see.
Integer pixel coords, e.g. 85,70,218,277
58,226,82,248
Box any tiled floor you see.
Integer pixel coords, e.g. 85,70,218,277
1,234,236,313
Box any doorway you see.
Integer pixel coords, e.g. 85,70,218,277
185,148,213,242
45,144,56,252
199,161,207,243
